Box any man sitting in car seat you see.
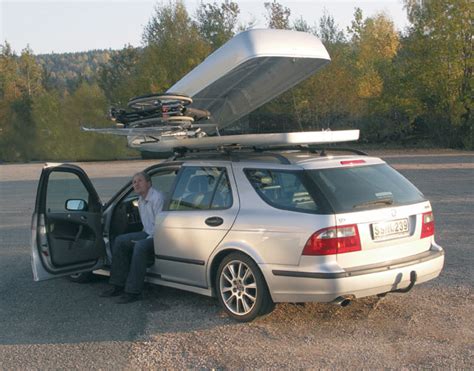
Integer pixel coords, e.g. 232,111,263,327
100,171,164,304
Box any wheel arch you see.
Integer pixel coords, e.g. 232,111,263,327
207,243,266,297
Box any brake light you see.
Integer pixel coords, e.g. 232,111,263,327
302,224,361,255
340,160,366,165
421,212,435,238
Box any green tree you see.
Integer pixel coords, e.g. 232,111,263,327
196,0,240,49
403,0,472,148
32,90,66,159
264,0,291,29
0,44,44,161
291,13,357,130
139,1,211,93
98,45,141,104
317,12,346,44
61,82,131,160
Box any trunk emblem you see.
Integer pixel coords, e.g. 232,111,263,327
391,209,397,217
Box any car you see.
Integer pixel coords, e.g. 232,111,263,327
31,139,445,322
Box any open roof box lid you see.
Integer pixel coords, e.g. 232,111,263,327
168,28,331,131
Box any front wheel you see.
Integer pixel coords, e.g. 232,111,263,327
216,252,274,322
67,271,94,283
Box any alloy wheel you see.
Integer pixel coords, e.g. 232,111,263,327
219,260,258,316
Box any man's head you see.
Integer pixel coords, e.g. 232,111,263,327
132,172,152,198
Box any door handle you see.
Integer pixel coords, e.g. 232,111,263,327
205,216,224,227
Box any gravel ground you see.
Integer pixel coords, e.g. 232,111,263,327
0,150,472,369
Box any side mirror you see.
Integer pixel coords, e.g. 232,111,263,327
65,199,88,211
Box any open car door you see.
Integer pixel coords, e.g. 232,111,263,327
31,164,106,281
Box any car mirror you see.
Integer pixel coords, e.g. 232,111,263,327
65,199,88,211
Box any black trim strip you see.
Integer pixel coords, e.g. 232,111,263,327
272,249,444,279
146,271,208,289
155,254,205,266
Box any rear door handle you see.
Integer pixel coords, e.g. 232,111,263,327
205,217,224,227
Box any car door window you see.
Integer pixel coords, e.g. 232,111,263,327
210,171,233,209
46,171,91,212
169,167,231,210
150,169,178,197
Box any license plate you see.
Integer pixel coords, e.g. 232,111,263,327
372,218,409,241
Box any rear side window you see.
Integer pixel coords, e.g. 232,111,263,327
245,169,331,214
307,164,425,213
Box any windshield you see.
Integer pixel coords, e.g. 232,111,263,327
306,164,425,213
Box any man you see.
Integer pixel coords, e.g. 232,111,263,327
101,171,164,304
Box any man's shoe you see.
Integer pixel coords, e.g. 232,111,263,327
100,285,124,297
116,293,141,304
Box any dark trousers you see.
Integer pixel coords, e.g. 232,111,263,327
109,231,154,294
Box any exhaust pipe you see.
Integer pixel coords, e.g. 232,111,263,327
331,296,351,307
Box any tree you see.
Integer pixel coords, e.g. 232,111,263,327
18,46,43,97
139,1,211,93
291,13,357,130
0,44,44,161
264,0,291,29
317,12,346,44
196,1,240,49
98,45,141,104
403,0,472,148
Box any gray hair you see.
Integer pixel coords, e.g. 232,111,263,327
133,171,151,183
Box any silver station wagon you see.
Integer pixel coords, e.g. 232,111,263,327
31,147,445,321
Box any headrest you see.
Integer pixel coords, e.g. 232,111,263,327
187,175,209,192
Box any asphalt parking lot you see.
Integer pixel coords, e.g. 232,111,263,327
0,151,473,368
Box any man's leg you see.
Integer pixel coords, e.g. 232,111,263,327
124,237,154,295
107,231,148,289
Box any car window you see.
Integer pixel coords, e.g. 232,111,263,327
210,171,233,209
245,169,324,213
169,167,232,210
46,171,90,212
150,168,179,199
306,164,426,213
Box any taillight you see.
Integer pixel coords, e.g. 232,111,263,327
421,211,435,238
302,224,361,256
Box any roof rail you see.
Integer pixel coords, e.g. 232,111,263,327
171,147,292,164
251,145,368,156
170,145,368,164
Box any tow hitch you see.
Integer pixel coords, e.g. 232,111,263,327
377,271,418,299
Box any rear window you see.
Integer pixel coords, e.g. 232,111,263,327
244,169,332,214
306,164,425,213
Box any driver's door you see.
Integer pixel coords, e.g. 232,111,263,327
31,164,106,281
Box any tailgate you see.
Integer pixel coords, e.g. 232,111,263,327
336,201,434,268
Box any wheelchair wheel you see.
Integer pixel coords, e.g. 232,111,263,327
128,93,193,111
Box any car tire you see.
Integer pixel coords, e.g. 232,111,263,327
216,252,274,322
67,272,94,283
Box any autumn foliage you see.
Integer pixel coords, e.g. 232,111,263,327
0,0,471,161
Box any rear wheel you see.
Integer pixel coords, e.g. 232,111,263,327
216,252,274,322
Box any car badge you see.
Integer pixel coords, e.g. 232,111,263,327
391,209,397,217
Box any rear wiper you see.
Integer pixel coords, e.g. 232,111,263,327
353,197,393,209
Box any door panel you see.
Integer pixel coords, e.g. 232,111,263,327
31,164,106,281
46,212,103,266
153,165,239,288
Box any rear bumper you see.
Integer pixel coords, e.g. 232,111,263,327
260,245,445,303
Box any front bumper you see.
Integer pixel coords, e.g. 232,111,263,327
260,245,445,303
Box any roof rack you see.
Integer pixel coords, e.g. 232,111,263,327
170,145,367,164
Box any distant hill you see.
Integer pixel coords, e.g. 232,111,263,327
35,49,121,91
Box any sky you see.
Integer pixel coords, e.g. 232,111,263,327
1,0,409,55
